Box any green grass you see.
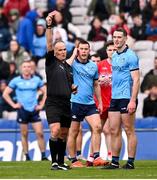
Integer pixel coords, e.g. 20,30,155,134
0,160,157,179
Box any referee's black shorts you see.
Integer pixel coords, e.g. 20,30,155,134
45,96,71,128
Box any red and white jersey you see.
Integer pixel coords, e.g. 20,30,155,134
94,59,112,110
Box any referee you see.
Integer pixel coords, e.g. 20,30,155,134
45,10,77,170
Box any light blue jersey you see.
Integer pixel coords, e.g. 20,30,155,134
9,75,44,112
71,59,98,104
112,46,139,99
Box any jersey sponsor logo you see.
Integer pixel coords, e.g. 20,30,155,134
76,70,91,78
112,65,126,71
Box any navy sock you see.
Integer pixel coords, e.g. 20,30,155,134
93,152,100,159
128,157,134,164
112,156,119,164
41,152,46,158
69,157,77,163
25,153,30,160
77,150,81,156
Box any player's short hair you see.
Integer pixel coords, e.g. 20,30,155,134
114,28,127,37
105,40,114,49
91,53,100,58
77,39,90,48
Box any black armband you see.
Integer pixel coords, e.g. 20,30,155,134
46,24,52,29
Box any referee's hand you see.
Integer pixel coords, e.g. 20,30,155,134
46,10,58,26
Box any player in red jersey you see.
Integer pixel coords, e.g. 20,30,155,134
87,40,116,166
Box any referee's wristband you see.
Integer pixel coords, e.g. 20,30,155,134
46,24,52,29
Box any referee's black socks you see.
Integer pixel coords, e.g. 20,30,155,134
49,137,58,163
58,138,66,165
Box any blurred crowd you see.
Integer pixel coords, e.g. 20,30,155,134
0,0,157,119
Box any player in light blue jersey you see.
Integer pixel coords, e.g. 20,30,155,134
103,28,140,170
66,39,109,167
3,61,47,161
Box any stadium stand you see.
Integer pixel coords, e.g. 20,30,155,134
139,58,154,79
136,93,147,118
132,40,154,51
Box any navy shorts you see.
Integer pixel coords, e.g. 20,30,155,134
45,96,71,128
108,99,138,113
71,102,99,122
17,107,41,124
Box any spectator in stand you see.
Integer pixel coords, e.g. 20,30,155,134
48,0,56,10
30,60,42,80
48,0,72,24
87,0,115,21
0,0,5,6
0,52,10,81
8,62,19,82
0,80,6,118
29,0,48,13
145,8,157,42
33,18,47,62
48,0,72,11
87,16,108,42
51,24,75,55
2,39,31,73
0,6,11,52
142,0,157,24
0,80,16,118
53,11,81,43
8,9,20,36
143,80,157,117
16,10,39,54
119,0,140,16
0,5,9,28
130,14,146,40
0,27,11,52
110,14,130,36
141,57,157,94
3,0,30,17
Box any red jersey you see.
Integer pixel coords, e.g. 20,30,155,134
94,59,112,111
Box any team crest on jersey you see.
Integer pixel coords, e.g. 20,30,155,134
119,58,125,65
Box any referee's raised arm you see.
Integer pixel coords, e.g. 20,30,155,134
45,11,57,52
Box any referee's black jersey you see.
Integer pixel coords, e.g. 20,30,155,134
45,51,73,98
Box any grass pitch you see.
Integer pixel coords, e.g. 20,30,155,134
0,160,157,179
